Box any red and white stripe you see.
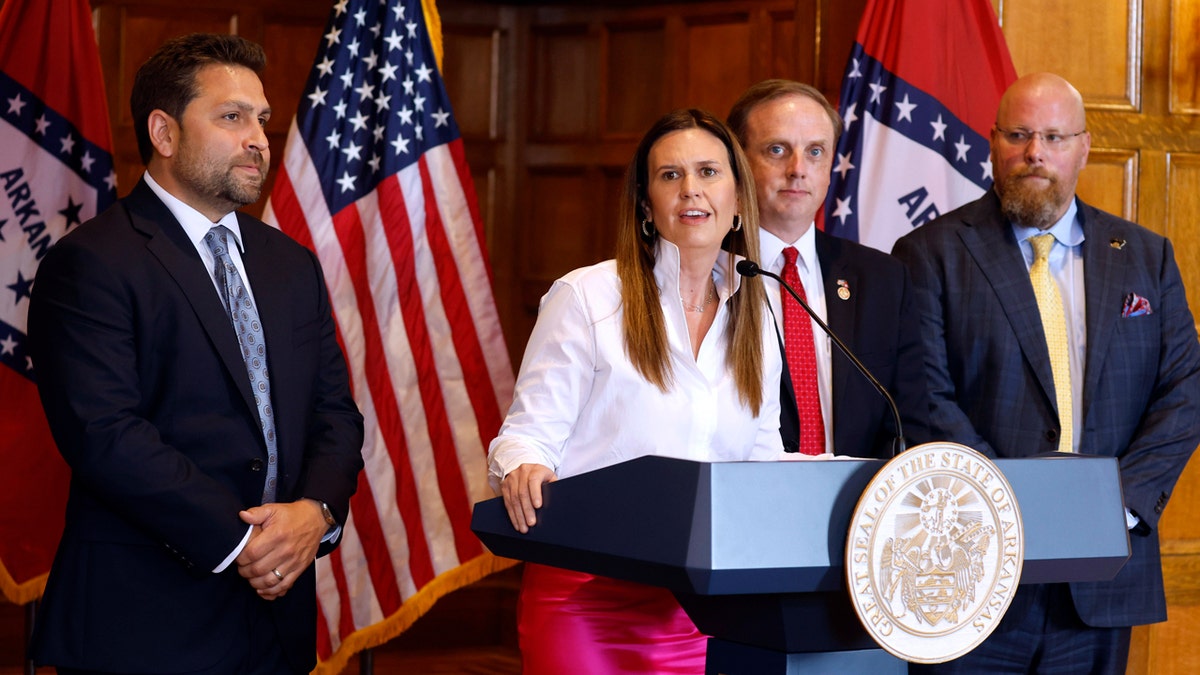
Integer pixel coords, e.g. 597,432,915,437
263,118,514,660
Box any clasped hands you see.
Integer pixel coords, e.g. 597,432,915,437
236,499,326,600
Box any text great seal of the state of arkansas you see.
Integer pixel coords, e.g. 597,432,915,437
846,441,1025,663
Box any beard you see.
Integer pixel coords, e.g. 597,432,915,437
995,167,1072,230
176,136,268,214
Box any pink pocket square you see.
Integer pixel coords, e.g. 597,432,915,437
1122,292,1152,318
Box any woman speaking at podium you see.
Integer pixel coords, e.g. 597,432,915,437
486,108,784,674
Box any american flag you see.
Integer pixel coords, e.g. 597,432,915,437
823,0,1016,254
261,0,515,669
0,0,115,604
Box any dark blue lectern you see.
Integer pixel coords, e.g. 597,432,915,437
471,455,1130,673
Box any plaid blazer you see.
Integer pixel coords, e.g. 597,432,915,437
893,190,1200,627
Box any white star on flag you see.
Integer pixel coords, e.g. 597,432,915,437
931,114,947,141
954,135,970,162
832,196,854,224
894,94,916,122
834,152,856,180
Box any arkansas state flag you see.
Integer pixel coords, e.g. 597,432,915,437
0,0,116,603
824,0,1017,253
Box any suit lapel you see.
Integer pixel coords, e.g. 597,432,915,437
128,180,260,420
815,232,855,435
1079,203,1125,424
958,196,1058,407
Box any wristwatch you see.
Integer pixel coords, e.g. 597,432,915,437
319,501,337,527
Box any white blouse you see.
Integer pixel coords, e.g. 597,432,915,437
487,239,785,492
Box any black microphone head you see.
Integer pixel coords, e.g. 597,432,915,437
735,260,760,277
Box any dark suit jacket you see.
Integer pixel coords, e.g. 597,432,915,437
28,179,365,673
892,190,1200,627
775,229,932,458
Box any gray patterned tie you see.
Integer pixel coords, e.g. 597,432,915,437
204,225,278,503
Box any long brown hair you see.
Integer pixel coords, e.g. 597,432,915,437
615,108,768,414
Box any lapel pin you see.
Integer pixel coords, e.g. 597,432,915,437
1110,238,1126,250
837,279,851,300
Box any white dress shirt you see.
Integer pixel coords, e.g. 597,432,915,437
487,239,785,490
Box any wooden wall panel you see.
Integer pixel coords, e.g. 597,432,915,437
815,0,868,95
1169,0,1200,114
999,0,1141,110
1165,153,1200,310
522,169,595,295
530,26,596,140
1076,148,1138,222
766,9,798,83
681,14,752,117
442,27,502,139
604,22,666,137
1143,604,1200,674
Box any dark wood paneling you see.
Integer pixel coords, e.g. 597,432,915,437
603,22,667,137
681,13,753,116
529,25,597,140
442,25,503,139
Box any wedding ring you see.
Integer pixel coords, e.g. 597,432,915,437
271,568,284,581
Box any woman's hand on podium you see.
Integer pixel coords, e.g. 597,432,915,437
501,463,558,533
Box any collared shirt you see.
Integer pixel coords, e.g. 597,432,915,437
1011,199,1086,453
759,225,834,453
143,171,259,310
487,239,785,490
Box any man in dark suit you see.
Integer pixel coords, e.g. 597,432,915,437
28,34,364,674
728,79,930,458
893,72,1200,673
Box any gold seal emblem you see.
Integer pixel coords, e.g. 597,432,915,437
846,442,1024,663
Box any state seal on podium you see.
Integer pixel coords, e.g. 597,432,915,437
845,442,1024,663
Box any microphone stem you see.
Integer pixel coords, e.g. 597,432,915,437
759,267,907,457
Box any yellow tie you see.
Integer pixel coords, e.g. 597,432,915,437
1030,234,1073,452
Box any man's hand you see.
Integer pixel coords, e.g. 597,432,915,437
500,463,557,534
236,499,326,599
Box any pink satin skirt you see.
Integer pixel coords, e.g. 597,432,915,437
517,563,707,675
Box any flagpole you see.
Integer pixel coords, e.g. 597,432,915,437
24,601,35,675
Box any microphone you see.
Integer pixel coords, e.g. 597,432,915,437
737,259,906,457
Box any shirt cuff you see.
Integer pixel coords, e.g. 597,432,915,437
1125,508,1139,531
213,525,254,573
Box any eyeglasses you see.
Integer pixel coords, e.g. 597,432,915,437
994,125,1087,148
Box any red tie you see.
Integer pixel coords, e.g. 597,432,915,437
781,246,826,455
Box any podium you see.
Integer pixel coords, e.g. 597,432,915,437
471,454,1130,673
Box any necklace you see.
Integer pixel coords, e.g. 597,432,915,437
680,280,716,313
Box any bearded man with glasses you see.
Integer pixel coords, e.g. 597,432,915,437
893,72,1200,674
